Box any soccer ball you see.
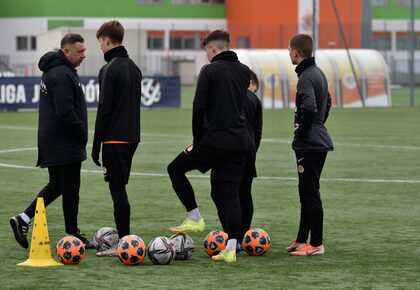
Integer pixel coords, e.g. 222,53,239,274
203,230,227,257
147,236,176,265
241,228,271,256
117,235,146,266
169,233,195,260
93,227,119,252
56,236,85,265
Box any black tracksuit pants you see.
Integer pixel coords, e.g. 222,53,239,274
167,142,246,241
295,151,327,247
24,162,81,234
211,158,254,243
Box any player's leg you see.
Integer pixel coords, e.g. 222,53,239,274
238,172,254,245
57,162,93,248
167,143,213,233
102,144,137,238
212,151,246,263
291,152,327,256
210,171,227,231
10,167,62,249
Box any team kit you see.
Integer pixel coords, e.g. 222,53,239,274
9,21,333,265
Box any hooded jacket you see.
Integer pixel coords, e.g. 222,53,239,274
36,50,87,168
292,57,334,152
93,46,142,148
193,50,250,150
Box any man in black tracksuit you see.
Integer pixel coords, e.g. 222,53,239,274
10,34,93,249
167,30,250,263
91,21,142,256
210,69,263,247
287,34,334,256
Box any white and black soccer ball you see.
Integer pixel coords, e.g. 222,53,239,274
169,233,194,260
93,227,119,252
147,236,176,265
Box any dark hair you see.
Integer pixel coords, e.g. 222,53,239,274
249,69,259,90
96,20,124,44
289,34,313,58
60,33,84,48
201,29,230,49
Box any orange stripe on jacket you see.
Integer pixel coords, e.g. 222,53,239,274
102,141,133,144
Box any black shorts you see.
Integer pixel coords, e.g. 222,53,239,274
102,143,138,184
177,141,247,182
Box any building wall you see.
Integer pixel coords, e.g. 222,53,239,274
0,0,226,18
226,0,364,49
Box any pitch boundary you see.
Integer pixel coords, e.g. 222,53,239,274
1,162,419,184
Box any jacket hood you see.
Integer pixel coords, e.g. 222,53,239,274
38,50,68,72
211,50,239,63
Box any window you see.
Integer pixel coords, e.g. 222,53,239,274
372,32,391,50
371,0,389,7
147,31,164,49
16,36,37,51
16,36,28,51
30,36,37,50
170,31,208,50
236,36,250,48
396,32,420,50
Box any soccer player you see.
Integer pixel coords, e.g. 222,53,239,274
91,20,142,257
167,30,250,263
10,34,93,249
210,69,263,250
287,34,334,256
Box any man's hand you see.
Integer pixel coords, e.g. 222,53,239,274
91,140,101,167
294,123,300,135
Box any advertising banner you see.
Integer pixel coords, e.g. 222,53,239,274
0,76,180,111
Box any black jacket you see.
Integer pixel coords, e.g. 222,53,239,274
193,50,250,150
245,90,263,154
93,46,142,148
293,57,334,152
36,50,87,168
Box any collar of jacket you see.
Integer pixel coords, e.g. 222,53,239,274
104,46,128,62
295,57,315,77
211,50,239,63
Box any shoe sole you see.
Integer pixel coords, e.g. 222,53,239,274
10,218,29,249
168,227,205,234
84,243,96,250
290,250,325,256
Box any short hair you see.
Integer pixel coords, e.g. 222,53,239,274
201,29,230,50
289,34,313,58
249,69,259,90
60,33,84,48
96,20,124,44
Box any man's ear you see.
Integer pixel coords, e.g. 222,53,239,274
62,47,70,57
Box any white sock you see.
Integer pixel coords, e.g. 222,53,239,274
19,213,31,224
226,239,238,252
187,208,202,221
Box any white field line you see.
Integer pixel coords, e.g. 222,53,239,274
0,162,419,184
262,138,420,151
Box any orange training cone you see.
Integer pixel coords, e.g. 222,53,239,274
17,197,63,267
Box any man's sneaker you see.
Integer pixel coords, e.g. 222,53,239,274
290,244,325,256
10,215,29,249
96,247,117,257
236,241,243,253
286,240,306,252
211,250,236,263
169,217,205,233
72,229,95,249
